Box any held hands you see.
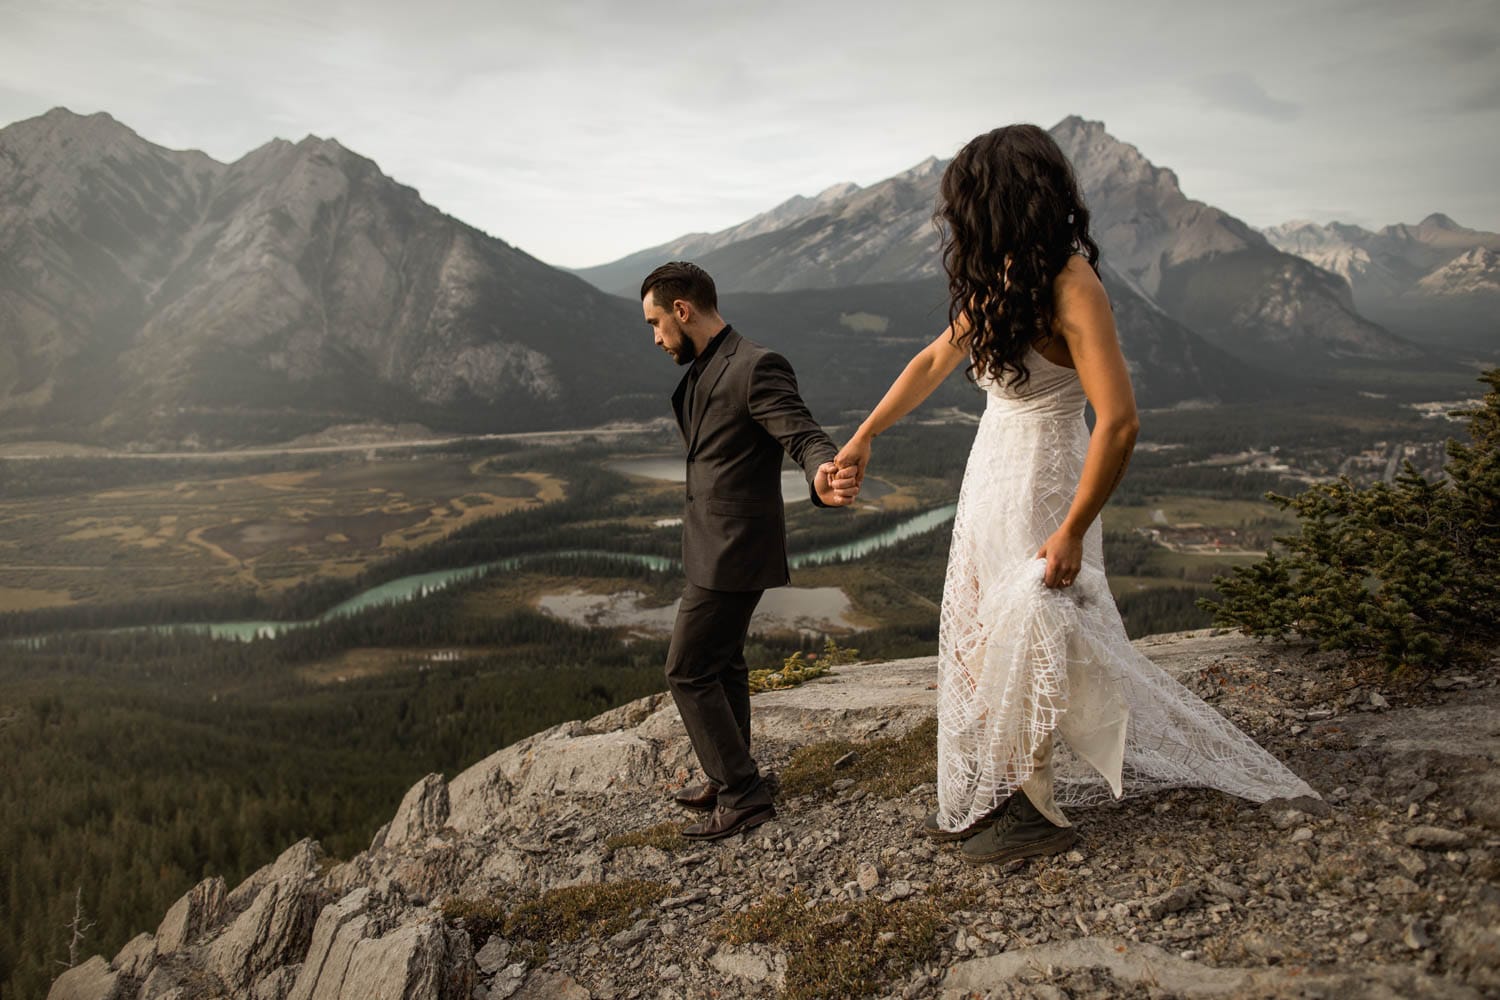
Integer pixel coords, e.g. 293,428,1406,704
833,434,871,488
815,461,861,506
816,433,871,507
1036,527,1084,589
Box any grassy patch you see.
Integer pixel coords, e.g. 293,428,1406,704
603,821,690,854
440,879,671,959
0,456,562,608
1104,496,1297,533
503,879,671,944
716,888,948,1000
781,714,937,799
439,895,507,941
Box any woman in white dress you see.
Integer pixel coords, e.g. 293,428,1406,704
834,125,1316,865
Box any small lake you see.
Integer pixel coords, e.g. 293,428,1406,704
13,504,957,646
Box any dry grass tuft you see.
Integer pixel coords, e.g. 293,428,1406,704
781,714,937,799
604,821,691,854
716,888,947,1000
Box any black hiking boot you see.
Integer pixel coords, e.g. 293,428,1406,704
918,799,1010,843
959,788,1077,865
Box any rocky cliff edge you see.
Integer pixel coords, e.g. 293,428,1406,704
48,631,1500,1000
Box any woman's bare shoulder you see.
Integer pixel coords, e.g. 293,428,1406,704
1055,254,1105,293
1054,256,1111,321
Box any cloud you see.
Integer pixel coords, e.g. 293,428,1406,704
3,0,1497,261
1193,72,1302,121
1455,77,1500,113
1430,23,1500,63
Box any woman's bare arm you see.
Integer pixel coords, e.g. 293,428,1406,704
1037,257,1140,587
834,320,970,481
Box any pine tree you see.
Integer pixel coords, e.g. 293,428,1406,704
1203,369,1500,671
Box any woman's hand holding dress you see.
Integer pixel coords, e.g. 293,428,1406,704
1036,527,1084,589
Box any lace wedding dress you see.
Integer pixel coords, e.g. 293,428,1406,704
935,348,1317,832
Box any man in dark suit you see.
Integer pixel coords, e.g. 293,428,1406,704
641,261,859,840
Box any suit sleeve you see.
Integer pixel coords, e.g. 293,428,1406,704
747,351,839,507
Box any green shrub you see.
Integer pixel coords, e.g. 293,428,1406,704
749,638,860,694
1202,369,1500,671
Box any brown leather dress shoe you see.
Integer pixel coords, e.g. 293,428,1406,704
672,782,721,811
681,801,777,840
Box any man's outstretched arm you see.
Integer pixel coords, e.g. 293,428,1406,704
747,352,858,507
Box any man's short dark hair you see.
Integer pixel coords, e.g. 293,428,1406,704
641,261,718,313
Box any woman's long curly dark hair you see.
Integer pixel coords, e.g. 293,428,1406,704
938,124,1100,389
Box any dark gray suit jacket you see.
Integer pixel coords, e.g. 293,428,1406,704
672,327,838,592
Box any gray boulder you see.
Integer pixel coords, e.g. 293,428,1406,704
383,774,450,849
110,931,156,979
287,887,374,1000
154,876,226,955
228,837,325,911
334,918,473,1000
45,956,122,1000
208,874,320,991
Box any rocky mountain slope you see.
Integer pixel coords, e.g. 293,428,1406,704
578,117,1416,369
0,108,1268,449
49,631,1500,1000
0,108,658,448
580,181,867,296
578,159,947,296
721,275,1261,411
1050,118,1414,366
1264,215,1500,299
1263,215,1500,353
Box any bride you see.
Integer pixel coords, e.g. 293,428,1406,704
835,124,1316,865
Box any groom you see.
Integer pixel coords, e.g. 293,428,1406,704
641,261,859,840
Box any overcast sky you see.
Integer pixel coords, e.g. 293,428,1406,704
2,0,1496,267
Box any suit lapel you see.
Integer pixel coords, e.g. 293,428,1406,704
687,329,740,456
671,372,690,446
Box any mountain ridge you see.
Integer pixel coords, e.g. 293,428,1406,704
578,116,1417,368
0,107,659,448
1263,215,1500,352
3,108,1456,449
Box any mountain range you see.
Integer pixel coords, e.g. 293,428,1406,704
0,108,1483,448
0,108,654,448
578,117,1425,370
1263,215,1500,351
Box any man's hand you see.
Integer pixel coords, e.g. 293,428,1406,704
833,435,871,487
815,461,861,506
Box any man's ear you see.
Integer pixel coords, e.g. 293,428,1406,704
674,299,693,324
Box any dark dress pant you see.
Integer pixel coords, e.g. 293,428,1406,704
665,581,772,811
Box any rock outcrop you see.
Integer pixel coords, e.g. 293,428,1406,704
154,877,226,956
49,631,1500,999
